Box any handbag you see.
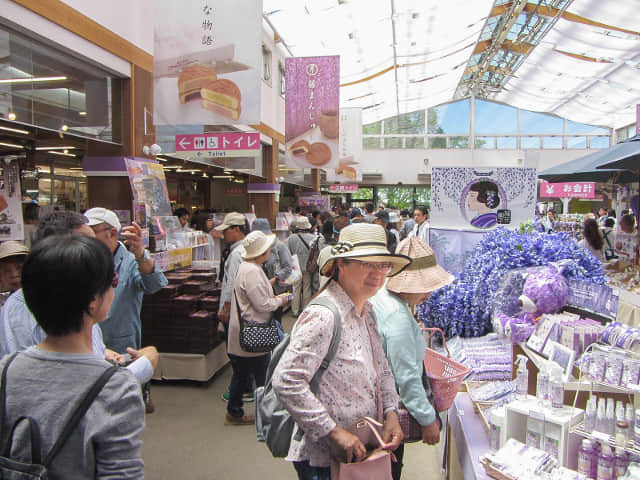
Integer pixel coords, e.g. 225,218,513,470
397,369,442,443
281,254,302,285
235,289,280,353
330,417,393,480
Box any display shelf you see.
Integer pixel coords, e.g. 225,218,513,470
570,420,640,457
563,378,640,394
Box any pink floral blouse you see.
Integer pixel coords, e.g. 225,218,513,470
272,281,399,467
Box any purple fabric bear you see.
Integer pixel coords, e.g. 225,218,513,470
517,264,569,317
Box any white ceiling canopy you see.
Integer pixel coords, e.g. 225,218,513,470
264,0,640,129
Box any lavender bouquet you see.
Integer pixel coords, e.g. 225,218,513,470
417,228,605,337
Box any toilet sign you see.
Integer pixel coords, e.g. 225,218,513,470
175,132,260,157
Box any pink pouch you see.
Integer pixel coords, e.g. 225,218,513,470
331,417,394,480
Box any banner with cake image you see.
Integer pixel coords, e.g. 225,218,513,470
153,0,261,125
0,159,24,242
326,107,363,183
285,56,340,170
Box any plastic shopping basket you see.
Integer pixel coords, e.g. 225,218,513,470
422,327,471,411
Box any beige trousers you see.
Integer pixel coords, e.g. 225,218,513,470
292,271,312,316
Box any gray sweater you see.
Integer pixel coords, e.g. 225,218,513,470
0,347,145,479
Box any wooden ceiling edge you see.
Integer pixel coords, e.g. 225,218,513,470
13,0,153,72
249,122,285,144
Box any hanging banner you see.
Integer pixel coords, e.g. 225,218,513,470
431,167,537,230
539,182,596,199
124,158,172,217
0,160,23,242
326,107,363,182
285,56,340,169
153,0,262,125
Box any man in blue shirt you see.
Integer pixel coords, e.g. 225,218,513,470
85,208,167,354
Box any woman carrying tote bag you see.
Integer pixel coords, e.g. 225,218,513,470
226,231,290,426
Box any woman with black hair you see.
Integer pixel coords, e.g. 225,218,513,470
467,181,501,228
578,217,605,262
0,235,144,478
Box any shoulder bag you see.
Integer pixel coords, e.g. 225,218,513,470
235,289,280,353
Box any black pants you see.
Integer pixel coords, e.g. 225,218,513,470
392,443,405,480
227,353,269,418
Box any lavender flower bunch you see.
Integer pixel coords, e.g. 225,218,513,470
417,227,605,337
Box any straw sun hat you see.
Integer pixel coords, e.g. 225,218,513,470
241,231,276,260
386,236,454,294
320,223,411,277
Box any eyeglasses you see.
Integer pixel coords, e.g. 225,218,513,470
112,272,119,288
345,260,394,275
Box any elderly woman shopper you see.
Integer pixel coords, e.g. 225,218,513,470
226,230,290,425
0,235,144,478
369,237,453,480
273,223,410,480
252,218,293,294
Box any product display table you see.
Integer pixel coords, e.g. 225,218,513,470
447,393,491,480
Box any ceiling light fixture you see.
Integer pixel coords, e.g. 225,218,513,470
176,168,201,173
7,113,16,121
78,111,87,116
0,125,29,135
60,124,69,132
0,142,24,149
49,151,76,157
0,76,67,84
35,146,76,151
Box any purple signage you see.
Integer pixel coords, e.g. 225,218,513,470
284,56,340,170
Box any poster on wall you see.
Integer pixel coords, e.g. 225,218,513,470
124,158,172,217
430,167,537,230
153,0,262,125
0,160,23,242
285,56,340,170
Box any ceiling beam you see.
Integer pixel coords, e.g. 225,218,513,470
473,38,535,56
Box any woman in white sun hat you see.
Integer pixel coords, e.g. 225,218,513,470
226,231,290,426
273,223,410,479
369,236,454,480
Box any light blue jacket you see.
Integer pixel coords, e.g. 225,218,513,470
99,242,167,353
370,287,436,427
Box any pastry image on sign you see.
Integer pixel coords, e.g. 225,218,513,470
290,140,310,156
336,161,357,180
201,79,242,121
0,195,8,212
305,142,332,167
178,64,217,104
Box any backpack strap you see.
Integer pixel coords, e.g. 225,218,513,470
0,353,25,458
44,366,119,466
297,234,311,252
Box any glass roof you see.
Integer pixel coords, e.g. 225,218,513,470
264,0,640,129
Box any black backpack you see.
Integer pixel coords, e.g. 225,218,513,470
0,354,118,479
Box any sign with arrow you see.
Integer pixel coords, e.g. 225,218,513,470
175,132,260,157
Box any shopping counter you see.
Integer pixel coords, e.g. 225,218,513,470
447,393,491,480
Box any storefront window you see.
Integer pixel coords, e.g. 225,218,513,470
0,25,122,143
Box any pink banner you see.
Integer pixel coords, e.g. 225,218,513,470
175,132,260,152
285,56,340,169
539,182,596,199
329,184,359,193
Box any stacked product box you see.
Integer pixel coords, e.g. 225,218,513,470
141,267,221,354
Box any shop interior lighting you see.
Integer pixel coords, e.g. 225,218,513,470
176,168,201,173
211,175,232,179
154,155,168,162
0,76,67,84
35,146,76,150
0,142,24,149
7,113,16,121
0,126,29,135
78,111,87,116
60,124,69,132
49,151,76,157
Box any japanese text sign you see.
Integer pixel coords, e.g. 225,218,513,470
329,184,359,193
175,132,260,157
153,0,262,125
284,56,340,170
539,182,596,199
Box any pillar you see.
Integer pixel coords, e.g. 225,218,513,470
248,141,280,227
311,168,321,192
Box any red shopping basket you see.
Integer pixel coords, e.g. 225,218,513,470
422,327,471,412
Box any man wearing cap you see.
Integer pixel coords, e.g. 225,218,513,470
85,207,167,355
215,212,249,326
286,216,316,316
0,241,29,305
0,211,158,386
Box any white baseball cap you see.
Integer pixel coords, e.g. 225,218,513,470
84,207,122,232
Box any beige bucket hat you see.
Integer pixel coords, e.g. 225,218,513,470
386,236,454,294
0,241,29,261
215,212,246,231
241,231,276,260
320,223,411,277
